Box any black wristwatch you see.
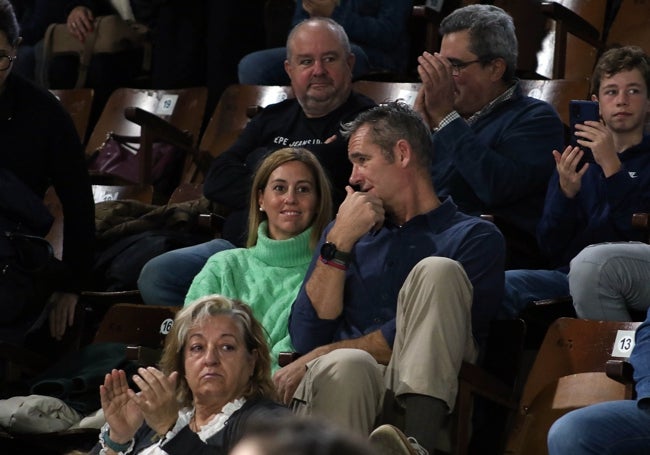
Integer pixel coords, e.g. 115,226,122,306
320,242,351,266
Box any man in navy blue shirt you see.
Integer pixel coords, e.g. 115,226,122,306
276,102,505,454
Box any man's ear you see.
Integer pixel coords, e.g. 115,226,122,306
347,52,356,74
490,57,507,82
591,94,599,102
395,139,412,168
284,59,291,80
13,36,22,49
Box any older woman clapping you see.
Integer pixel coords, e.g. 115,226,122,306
92,295,287,455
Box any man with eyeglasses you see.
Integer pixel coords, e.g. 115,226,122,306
0,0,94,351
415,4,564,270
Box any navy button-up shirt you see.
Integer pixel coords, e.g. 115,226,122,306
289,197,505,354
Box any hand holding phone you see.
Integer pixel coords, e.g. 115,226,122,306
569,100,600,168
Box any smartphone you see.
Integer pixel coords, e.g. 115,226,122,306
569,100,600,167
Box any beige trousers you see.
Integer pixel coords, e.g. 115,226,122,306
292,257,478,435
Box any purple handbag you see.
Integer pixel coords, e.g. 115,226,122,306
88,132,183,196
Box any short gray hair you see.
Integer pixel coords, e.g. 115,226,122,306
341,102,433,170
440,4,518,82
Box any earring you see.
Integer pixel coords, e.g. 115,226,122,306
259,207,264,212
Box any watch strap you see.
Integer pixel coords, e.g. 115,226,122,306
319,255,348,270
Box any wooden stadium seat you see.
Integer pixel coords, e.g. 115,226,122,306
606,0,650,52
50,88,94,144
0,303,180,453
519,78,591,147
199,84,294,161
504,317,641,455
606,0,650,133
91,183,154,204
352,80,421,106
86,86,207,203
455,318,527,455
495,0,606,80
125,84,294,185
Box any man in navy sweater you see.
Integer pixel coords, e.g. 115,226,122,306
415,4,564,270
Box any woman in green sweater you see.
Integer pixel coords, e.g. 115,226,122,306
185,148,333,370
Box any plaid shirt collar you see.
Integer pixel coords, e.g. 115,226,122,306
466,81,518,125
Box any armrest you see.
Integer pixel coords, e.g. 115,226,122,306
632,213,650,244
632,213,650,230
539,1,601,48
124,107,213,176
606,359,635,385
411,5,438,20
458,361,518,409
126,345,162,367
278,351,301,367
606,359,636,400
197,213,225,235
124,107,193,149
0,342,51,383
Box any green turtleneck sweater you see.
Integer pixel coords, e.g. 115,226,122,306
185,222,313,371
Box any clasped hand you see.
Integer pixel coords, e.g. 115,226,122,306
414,52,456,129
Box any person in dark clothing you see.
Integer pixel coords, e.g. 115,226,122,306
9,0,68,80
137,18,375,307
500,45,650,319
238,0,413,85
88,295,287,455
415,4,564,269
0,0,94,345
150,1,266,124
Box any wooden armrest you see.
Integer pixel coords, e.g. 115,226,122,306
632,213,650,230
246,105,264,119
459,361,518,409
124,107,193,148
79,290,143,305
278,351,301,367
0,342,51,378
197,213,225,234
411,5,438,19
606,359,635,385
126,345,163,366
124,106,212,175
539,1,601,48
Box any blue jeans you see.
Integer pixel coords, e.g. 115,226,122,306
137,238,235,306
548,399,650,454
569,242,650,320
498,269,569,319
237,45,371,85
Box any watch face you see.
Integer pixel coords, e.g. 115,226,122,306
320,242,336,260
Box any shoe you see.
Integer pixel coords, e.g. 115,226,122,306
369,424,429,455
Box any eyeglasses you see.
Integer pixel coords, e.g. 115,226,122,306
0,55,16,71
448,59,481,76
